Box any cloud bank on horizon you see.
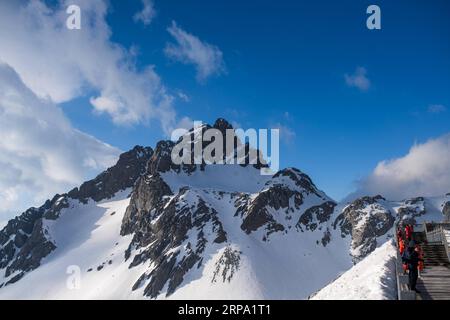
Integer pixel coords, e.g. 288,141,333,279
0,63,120,223
357,134,450,201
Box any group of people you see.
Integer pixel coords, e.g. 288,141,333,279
397,224,424,293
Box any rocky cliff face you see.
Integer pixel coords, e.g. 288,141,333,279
238,168,334,240
0,146,153,286
333,195,394,263
116,121,338,298
442,200,450,222
69,146,153,202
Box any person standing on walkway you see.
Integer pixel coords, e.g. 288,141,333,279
405,224,412,241
402,242,424,293
397,227,403,244
416,244,424,279
399,238,408,274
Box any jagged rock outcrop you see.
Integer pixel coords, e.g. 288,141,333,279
0,146,153,286
238,168,332,240
238,186,292,236
0,194,66,286
395,197,426,226
69,146,153,202
212,246,241,283
125,187,227,298
297,201,337,232
333,195,394,263
152,118,267,175
442,201,450,222
121,174,173,236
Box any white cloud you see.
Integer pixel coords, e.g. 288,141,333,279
345,67,371,91
283,111,293,121
134,0,156,26
231,121,242,129
176,91,190,102
165,21,226,82
358,134,450,200
271,123,296,144
0,0,176,129
0,63,121,222
428,104,447,114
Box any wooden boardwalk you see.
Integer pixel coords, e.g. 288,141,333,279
416,242,450,300
416,266,450,300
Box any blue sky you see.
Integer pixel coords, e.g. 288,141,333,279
1,0,449,223
60,0,450,200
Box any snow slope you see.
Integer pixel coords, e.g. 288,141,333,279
0,166,354,299
0,189,150,299
166,189,352,299
311,240,397,300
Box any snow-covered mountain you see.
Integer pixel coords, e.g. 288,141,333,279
0,119,448,299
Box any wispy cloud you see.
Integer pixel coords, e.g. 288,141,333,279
134,0,156,26
165,21,226,82
176,90,190,102
428,104,447,114
271,123,296,144
345,67,371,91
0,0,176,130
0,63,120,221
356,133,450,200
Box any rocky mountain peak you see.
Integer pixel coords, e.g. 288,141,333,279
213,118,233,133
333,195,394,263
69,145,153,203
269,167,326,198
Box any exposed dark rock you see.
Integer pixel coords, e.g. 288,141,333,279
0,145,153,286
333,195,394,263
143,255,177,298
43,195,70,220
120,174,172,236
321,228,331,247
396,197,427,227
0,194,65,280
213,118,233,133
271,168,325,198
147,140,184,175
126,187,228,298
212,247,241,283
4,272,25,286
70,146,153,202
4,219,56,280
405,197,424,205
443,201,450,222
151,119,268,177
297,201,336,232
239,185,293,235
239,168,328,238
